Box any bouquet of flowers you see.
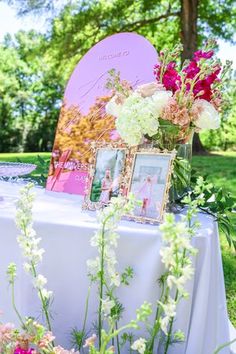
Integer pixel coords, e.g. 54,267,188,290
105,40,232,149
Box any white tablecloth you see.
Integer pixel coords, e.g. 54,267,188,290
0,181,235,354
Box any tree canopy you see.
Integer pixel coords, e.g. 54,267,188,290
0,0,235,152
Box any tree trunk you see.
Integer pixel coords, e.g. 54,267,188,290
180,0,206,154
180,0,198,62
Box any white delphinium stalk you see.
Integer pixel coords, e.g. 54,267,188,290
157,178,209,354
160,213,197,295
15,183,53,331
87,194,136,349
147,179,209,354
158,214,197,354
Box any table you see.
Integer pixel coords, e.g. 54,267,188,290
0,181,235,354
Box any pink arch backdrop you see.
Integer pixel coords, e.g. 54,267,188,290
46,32,158,195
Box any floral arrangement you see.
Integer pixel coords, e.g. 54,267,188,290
105,40,232,147
0,181,216,354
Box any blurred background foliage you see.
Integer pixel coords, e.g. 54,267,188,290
0,0,235,153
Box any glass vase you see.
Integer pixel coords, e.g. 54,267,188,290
169,138,193,203
147,125,193,205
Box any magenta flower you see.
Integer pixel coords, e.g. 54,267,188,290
154,62,181,93
14,347,34,354
193,50,214,61
192,66,221,101
193,80,212,101
183,61,200,80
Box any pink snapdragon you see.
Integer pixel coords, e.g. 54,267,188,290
154,62,181,93
38,331,55,348
154,43,222,103
192,66,221,101
193,50,214,61
183,61,200,80
83,334,97,348
183,52,221,101
0,323,15,344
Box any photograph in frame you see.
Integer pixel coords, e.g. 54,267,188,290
83,143,128,210
126,150,176,223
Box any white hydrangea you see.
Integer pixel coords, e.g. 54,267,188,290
105,90,172,146
105,96,122,117
193,99,220,130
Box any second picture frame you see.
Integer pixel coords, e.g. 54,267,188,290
124,148,176,224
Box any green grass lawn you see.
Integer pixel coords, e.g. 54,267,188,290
0,151,236,325
192,152,236,326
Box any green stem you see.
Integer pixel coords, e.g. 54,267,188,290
129,338,132,354
100,323,114,354
21,221,52,332
79,285,91,349
163,289,179,354
213,338,236,354
116,321,121,354
100,323,136,354
31,262,52,333
164,229,189,354
98,222,106,349
96,204,123,350
148,281,166,352
11,278,25,328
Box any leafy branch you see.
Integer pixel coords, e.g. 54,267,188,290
182,175,236,251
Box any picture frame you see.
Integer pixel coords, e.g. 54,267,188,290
82,141,128,210
124,147,176,224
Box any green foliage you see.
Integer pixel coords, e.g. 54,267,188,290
192,152,236,216
0,152,51,186
200,79,236,151
26,155,51,185
121,266,134,286
91,180,102,202
1,0,236,152
0,31,64,153
70,326,88,351
5,0,236,65
188,175,236,250
191,152,236,326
